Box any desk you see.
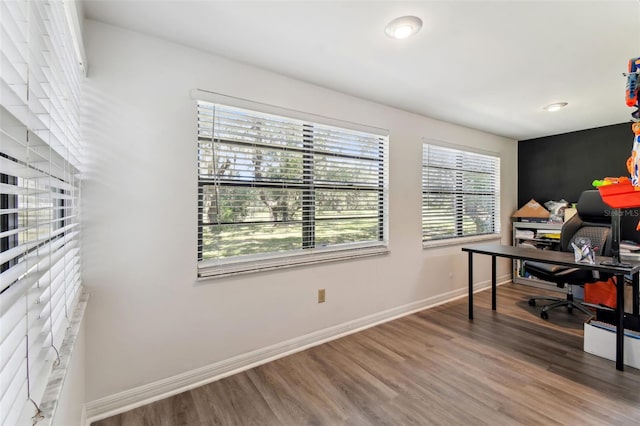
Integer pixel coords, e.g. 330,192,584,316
462,243,640,371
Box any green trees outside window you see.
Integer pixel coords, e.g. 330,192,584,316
422,143,501,242
197,102,388,263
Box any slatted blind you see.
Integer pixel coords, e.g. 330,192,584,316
422,143,500,242
197,101,388,277
0,1,83,424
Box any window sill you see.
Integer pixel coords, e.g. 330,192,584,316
198,244,389,280
422,234,502,249
38,286,89,426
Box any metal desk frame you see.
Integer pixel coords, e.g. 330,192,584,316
462,243,640,371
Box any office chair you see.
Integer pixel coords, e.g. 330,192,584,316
523,190,612,319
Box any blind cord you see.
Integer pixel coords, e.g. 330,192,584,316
52,345,61,368
29,398,44,425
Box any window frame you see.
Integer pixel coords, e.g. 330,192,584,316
195,92,389,279
421,140,501,248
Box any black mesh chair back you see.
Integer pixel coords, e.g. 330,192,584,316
523,190,612,319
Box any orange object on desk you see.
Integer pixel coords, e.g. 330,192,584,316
598,181,640,208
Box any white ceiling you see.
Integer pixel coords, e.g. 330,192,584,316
82,0,640,140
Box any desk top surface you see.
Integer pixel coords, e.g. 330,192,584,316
462,243,640,275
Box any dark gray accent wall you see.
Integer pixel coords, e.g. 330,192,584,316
518,123,632,207
518,122,640,242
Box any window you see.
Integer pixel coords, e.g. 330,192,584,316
0,1,83,424
197,100,388,277
422,142,500,244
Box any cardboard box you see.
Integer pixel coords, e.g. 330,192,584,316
583,320,640,369
512,199,550,219
564,207,577,222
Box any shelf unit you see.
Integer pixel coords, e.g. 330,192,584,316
512,221,563,290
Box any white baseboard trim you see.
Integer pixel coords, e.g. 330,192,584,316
80,405,87,426
85,274,510,424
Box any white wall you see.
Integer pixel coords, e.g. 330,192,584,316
82,19,517,403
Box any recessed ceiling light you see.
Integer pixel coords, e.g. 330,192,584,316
385,16,422,40
543,102,568,112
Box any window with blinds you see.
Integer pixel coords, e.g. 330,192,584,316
197,101,388,277
422,143,500,243
1,1,83,425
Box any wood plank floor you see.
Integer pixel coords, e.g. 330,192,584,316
93,284,640,425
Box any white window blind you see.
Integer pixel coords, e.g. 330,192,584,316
197,101,388,278
422,143,500,242
1,1,83,425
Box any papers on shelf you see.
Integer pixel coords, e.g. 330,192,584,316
514,230,535,239
621,252,640,261
536,229,561,240
620,240,640,253
519,242,537,250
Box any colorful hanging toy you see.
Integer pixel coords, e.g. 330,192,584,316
593,57,640,190
592,58,640,230
625,57,640,187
